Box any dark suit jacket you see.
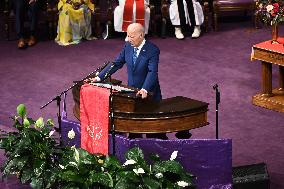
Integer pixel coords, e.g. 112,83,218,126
98,40,162,101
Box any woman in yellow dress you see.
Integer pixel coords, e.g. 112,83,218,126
55,0,95,46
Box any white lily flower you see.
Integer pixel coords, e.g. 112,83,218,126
177,181,189,187
155,173,163,178
170,150,178,161
68,129,76,139
49,130,55,137
133,168,145,175
59,164,65,169
35,117,44,128
123,159,136,166
69,161,77,166
74,148,80,162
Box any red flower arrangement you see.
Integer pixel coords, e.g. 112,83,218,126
255,0,284,25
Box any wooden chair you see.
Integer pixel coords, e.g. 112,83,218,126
212,0,257,31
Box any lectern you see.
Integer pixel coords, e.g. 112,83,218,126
73,82,209,134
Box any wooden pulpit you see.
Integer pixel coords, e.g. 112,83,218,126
73,82,209,134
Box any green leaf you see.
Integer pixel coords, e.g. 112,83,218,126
89,172,114,187
114,177,137,189
30,177,43,189
44,169,58,188
46,119,54,127
116,171,139,183
27,117,36,124
60,170,84,183
6,156,29,172
33,159,46,177
17,104,26,117
143,177,161,189
153,161,183,174
21,169,32,183
103,156,122,170
125,147,144,162
149,153,160,163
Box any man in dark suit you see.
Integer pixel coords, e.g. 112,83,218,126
93,23,162,101
13,0,39,48
91,23,166,139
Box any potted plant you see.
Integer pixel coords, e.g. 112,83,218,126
0,104,196,189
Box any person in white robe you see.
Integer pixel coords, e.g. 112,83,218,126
169,0,204,39
113,0,150,40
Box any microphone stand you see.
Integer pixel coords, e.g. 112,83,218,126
40,61,111,145
103,65,116,155
109,77,116,155
213,84,220,139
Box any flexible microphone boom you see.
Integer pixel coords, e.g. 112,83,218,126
103,62,115,81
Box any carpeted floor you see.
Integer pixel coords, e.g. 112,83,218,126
0,18,284,188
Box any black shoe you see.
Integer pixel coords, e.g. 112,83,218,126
128,133,143,139
175,131,192,139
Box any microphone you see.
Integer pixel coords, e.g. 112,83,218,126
72,61,112,84
99,61,111,72
103,62,115,81
213,84,218,90
213,84,220,105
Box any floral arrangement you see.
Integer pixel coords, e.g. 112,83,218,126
0,104,195,189
255,0,284,25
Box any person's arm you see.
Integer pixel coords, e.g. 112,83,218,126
141,48,160,92
97,44,127,81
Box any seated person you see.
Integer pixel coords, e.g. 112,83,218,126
12,0,40,49
55,0,95,46
113,0,150,40
170,0,204,39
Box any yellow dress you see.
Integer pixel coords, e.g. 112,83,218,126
55,0,95,46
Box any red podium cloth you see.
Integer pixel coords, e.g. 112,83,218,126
122,0,145,31
80,84,110,155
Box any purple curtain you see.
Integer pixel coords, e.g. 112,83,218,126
62,118,232,189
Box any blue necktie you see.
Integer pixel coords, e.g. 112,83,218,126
133,47,138,66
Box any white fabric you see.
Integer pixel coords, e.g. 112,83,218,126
169,0,204,26
114,0,150,34
136,39,146,56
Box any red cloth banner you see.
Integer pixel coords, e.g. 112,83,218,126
80,84,110,155
122,0,145,31
135,0,145,27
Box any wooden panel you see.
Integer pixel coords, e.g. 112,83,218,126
113,112,208,133
253,48,284,66
112,95,136,112
252,88,284,113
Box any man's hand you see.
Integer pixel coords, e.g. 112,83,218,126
84,76,101,83
137,89,148,99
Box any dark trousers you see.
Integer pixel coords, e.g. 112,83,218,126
12,0,40,38
176,0,197,29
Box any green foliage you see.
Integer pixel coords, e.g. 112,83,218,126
0,104,58,188
0,104,196,189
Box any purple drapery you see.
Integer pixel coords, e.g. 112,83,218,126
61,118,232,189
